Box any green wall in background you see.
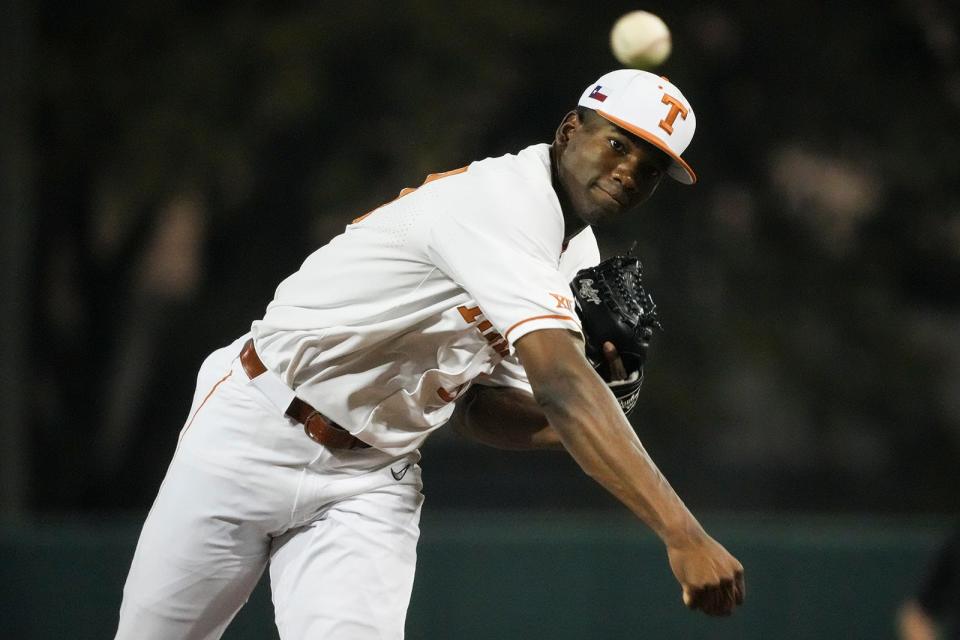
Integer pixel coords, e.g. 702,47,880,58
0,512,949,639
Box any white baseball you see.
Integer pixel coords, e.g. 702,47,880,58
610,11,672,69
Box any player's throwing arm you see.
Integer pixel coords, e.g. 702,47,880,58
515,328,745,616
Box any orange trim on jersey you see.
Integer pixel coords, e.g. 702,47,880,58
504,314,579,342
178,370,233,443
423,166,468,184
352,165,469,224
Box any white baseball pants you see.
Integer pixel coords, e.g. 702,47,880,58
115,336,424,640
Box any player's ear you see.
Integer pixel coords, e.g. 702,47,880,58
554,110,583,152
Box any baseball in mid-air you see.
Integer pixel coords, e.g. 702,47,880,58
610,10,672,69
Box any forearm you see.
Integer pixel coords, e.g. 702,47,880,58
449,385,564,450
537,366,704,545
514,329,742,614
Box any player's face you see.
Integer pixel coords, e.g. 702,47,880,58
555,111,670,226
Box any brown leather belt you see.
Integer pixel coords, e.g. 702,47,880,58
239,339,369,450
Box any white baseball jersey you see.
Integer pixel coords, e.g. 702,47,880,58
117,143,600,640
251,143,600,456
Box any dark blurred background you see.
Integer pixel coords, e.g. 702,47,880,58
1,0,958,637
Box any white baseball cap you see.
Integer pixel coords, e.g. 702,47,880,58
578,69,697,184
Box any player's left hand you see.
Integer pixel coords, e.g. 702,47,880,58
571,256,660,415
599,340,645,413
602,341,628,381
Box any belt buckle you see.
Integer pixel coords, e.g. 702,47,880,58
302,411,328,446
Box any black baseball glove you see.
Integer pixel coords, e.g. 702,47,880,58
570,255,662,414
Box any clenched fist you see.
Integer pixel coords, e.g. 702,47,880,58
667,533,745,616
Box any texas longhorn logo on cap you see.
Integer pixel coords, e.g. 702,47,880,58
577,69,698,184
658,93,688,135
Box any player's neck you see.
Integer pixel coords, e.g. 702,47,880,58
549,144,589,242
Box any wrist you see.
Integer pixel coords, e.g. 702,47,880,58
660,517,708,549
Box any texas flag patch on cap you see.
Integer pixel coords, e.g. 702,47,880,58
588,85,607,102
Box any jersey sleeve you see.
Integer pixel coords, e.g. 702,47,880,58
473,225,600,393
423,171,582,350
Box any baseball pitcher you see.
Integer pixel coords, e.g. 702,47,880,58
115,69,744,640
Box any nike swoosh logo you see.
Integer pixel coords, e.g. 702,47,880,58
391,463,411,481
